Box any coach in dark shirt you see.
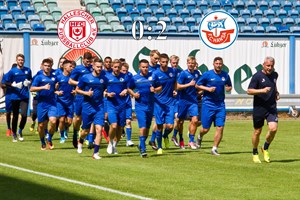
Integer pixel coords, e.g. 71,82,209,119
247,56,279,164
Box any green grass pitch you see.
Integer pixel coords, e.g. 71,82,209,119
0,119,299,200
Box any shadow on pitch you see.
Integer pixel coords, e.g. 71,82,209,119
0,174,93,200
271,158,300,163
221,151,252,155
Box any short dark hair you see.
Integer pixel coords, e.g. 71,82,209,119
93,58,103,63
160,53,169,61
62,59,72,66
213,57,223,63
11,63,17,68
83,52,93,60
139,59,149,65
42,58,53,65
104,56,112,61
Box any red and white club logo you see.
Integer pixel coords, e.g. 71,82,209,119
58,10,97,49
199,10,238,50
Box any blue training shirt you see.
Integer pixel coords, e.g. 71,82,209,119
56,74,75,106
1,73,13,98
70,64,93,99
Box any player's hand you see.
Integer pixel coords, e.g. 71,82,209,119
150,85,155,93
71,90,76,95
173,90,177,97
133,92,140,99
57,90,63,96
208,87,216,93
264,87,271,93
12,81,23,89
225,85,232,92
189,79,196,86
107,92,116,98
87,88,93,97
43,83,50,90
23,79,31,87
276,92,280,101
120,89,128,96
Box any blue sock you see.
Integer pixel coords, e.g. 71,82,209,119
88,133,94,143
126,128,132,140
40,137,46,145
156,131,162,149
264,141,270,150
139,136,146,152
173,129,178,137
18,129,23,136
189,134,195,143
60,130,64,138
163,128,172,138
179,133,183,141
48,134,53,142
94,144,100,154
45,129,49,135
150,131,156,142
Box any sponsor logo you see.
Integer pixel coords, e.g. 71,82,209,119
261,40,287,48
120,78,124,82
31,39,38,45
100,79,104,83
169,73,173,77
199,10,238,50
222,77,225,81
148,76,153,80
58,10,97,49
262,78,265,82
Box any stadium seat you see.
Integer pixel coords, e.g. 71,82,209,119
245,1,256,12
32,0,44,10
257,0,268,12
125,24,132,31
184,17,196,28
6,0,17,8
141,8,152,19
228,8,239,18
5,23,17,31
107,15,120,25
10,6,22,17
236,17,245,29
252,25,264,33
240,25,252,33
121,16,132,27
0,23,3,30
166,8,177,19
136,0,147,11
222,0,232,11
233,0,245,12
203,8,212,15
270,17,282,29
281,0,292,12
32,23,45,31
41,15,54,25
173,0,184,10
159,16,171,25
45,23,57,31
0,0,4,6
85,0,97,11
14,14,27,27
49,7,62,17
53,14,61,24
160,0,172,11
196,17,202,25
265,25,278,33
240,9,251,19
276,9,287,20
166,25,177,32
134,16,145,23
246,17,258,28
99,24,112,32
289,26,300,33
95,15,107,26
282,17,294,28
152,25,162,32
277,25,289,33
19,23,31,31
45,0,58,9
0,5,8,16
112,24,125,32
102,7,115,18
190,25,198,33
293,0,300,13
98,0,110,9
28,15,41,27
258,17,270,29
209,0,221,10
147,16,158,26
90,7,102,17
269,0,280,12
178,8,190,18
191,8,202,19
177,25,189,33
252,9,263,20
288,9,299,20
116,7,127,18
19,0,31,9
196,0,208,11
122,0,134,10
37,7,49,17
129,8,140,19
148,0,159,10
264,9,276,20
185,0,196,11
172,16,183,27
153,8,165,18
110,0,121,10
1,14,13,26
295,18,300,25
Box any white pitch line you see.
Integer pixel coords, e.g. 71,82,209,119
0,162,153,200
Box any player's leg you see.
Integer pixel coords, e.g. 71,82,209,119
17,99,28,141
162,105,175,149
136,109,149,157
186,104,198,149
5,95,12,136
78,107,95,154
154,103,165,153
11,100,21,142
171,102,179,146
197,104,213,148
177,103,189,149
30,99,38,133
57,102,67,143
107,109,117,154
72,97,83,148
92,106,105,159
37,103,49,150
211,106,226,155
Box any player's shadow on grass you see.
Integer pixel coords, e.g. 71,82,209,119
221,151,252,155
271,158,300,163
0,174,94,200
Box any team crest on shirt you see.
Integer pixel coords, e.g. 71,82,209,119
100,79,104,83
148,76,153,80
262,78,265,83
222,77,225,81
51,77,55,81
195,74,198,78
120,78,124,82
169,73,173,77
274,79,276,83
25,71,28,74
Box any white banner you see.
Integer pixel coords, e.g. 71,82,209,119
295,38,300,94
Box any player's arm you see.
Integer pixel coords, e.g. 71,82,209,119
76,86,93,97
30,84,50,92
68,78,78,86
127,88,140,99
177,79,196,90
247,87,271,95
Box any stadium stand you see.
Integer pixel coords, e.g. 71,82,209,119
252,25,265,33
19,23,31,31
290,26,300,33
141,7,152,19
165,24,177,32
265,26,278,33
240,25,252,33
32,23,45,31
178,8,190,19
177,25,189,33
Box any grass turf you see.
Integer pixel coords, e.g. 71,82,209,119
0,119,299,200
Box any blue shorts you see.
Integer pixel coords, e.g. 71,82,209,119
201,104,226,129
126,105,132,120
103,98,108,113
57,102,74,118
5,96,12,112
136,107,154,128
37,102,57,123
154,103,175,125
81,104,105,129
74,96,83,116
174,101,179,113
177,102,198,120
107,106,126,127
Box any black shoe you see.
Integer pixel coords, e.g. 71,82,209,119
148,141,158,150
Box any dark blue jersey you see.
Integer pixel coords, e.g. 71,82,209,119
149,63,160,73
70,64,92,99
31,73,57,104
56,74,75,106
55,68,63,76
248,70,278,109
197,69,232,106
1,73,13,97
6,66,32,100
